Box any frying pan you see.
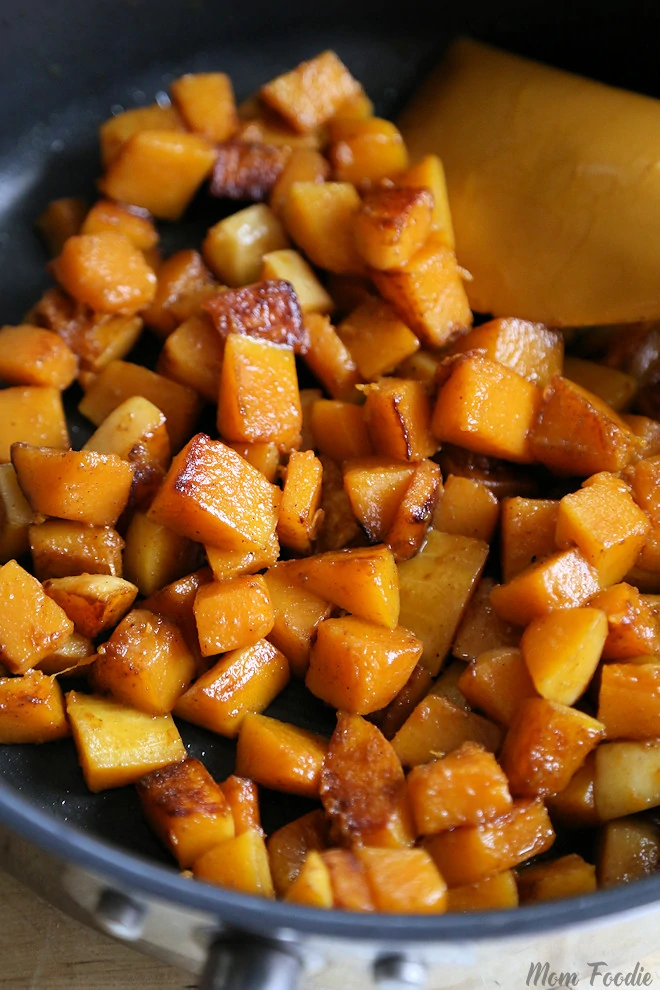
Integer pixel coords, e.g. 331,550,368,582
2,1,660,986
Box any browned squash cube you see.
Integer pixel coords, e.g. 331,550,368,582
66,691,186,792
433,475,499,543
398,154,454,246
136,758,235,868
192,829,274,897
0,670,69,743
458,648,537,728
203,203,289,287
194,575,275,655
175,639,290,737
0,463,34,562
0,559,73,673
591,583,660,659
452,579,519,663
392,694,502,768
432,354,541,463
329,117,408,186
236,713,328,798
424,799,555,887
354,186,433,271
452,318,563,387
320,714,414,848
521,607,608,706
210,141,289,201
372,236,472,348
364,377,436,461
142,249,217,338
53,232,156,314
142,566,211,670
0,324,77,389
283,182,365,275
263,562,333,678
12,444,133,528
148,433,280,552
267,809,329,894
171,72,238,142
321,849,375,911
302,313,361,401
78,360,201,453
500,698,605,797
29,520,124,580
81,199,158,251
261,51,361,133
355,847,447,913
336,298,419,381
598,660,660,740
218,334,302,451
100,130,217,220
500,497,559,583
35,196,87,256
385,459,442,562
221,774,263,836
315,455,361,551
99,103,184,167
261,249,333,313
490,549,601,627
446,871,519,912
204,535,279,584
284,851,333,908
205,279,305,352
277,450,323,554
342,457,415,542
517,853,596,903
92,609,196,715
408,742,512,835
0,387,68,462
43,574,137,639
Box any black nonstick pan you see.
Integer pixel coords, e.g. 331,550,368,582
2,1,660,987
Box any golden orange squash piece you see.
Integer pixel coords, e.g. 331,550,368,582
263,562,333,678
303,314,361,402
452,319,563,387
392,694,502,768
500,497,560,583
0,559,73,673
0,324,77,389
236,713,328,799
0,387,68,462
329,117,408,186
355,847,447,914
171,72,238,142
267,809,329,895
192,829,274,897
221,775,263,837
521,607,608,706
261,51,361,133
0,670,69,743
490,548,601,626
458,648,538,728
53,231,156,314
446,871,519,913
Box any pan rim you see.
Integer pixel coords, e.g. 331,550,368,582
1,777,659,941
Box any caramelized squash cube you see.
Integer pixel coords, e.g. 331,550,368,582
452,579,519,663
315,454,361,551
218,333,302,450
142,249,217,338
385,459,442,561
236,713,327,798
43,574,138,639
29,520,124,580
0,559,73,673
277,450,323,554
283,182,365,275
433,475,499,543
137,758,234,868
337,298,419,380
174,639,289,737
157,315,224,405
0,324,77,389
356,847,447,913
270,148,330,217
284,851,333,908
192,829,274,897
354,186,433,271
0,463,35,562
595,741,660,820
490,549,601,626
597,817,660,888
221,775,263,836
517,853,596,903
521,607,608,706
329,117,408,186
205,535,279,584
92,608,196,714
452,319,563,387
205,279,305,352
194,575,275,655
342,457,415,542
0,670,69,743
392,694,502,767
66,690,185,791
500,698,604,797
12,444,133,528
372,236,471,348
263,561,332,678
203,204,288,287
399,154,454,246
598,660,660,740
171,72,238,142
142,566,211,669
590,583,660,659
408,742,512,834
261,51,361,133
267,809,329,894
99,103,184,168
302,313,361,401
320,849,375,911
226,442,280,483
100,130,216,220
500,497,560,583
446,871,519,912
261,249,333,314
210,141,289,201
545,752,599,828
432,354,541,463
0,387,68,462
53,232,156,314
364,377,436,461
81,200,158,251
147,434,280,552
310,399,372,463
458,648,538,727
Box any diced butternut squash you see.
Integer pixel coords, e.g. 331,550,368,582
555,473,650,586
0,559,73,673
372,236,471,348
208,135,285,202
490,548,601,626
100,130,216,220
35,196,87,256
148,434,280,552
261,51,361,133
290,545,398,628
517,853,596,903
363,378,436,461
171,72,238,142
500,497,560,583
261,249,333,313
354,186,433,271
99,104,184,168
142,566,211,669
92,608,196,714
0,463,35,562
336,299,419,381
330,117,408,186
79,360,201,452
81,200,158,251
29,521,124,580
424,799,555,887
284,851,333,908
218,334,301,450
205,536,279,584
236,713,327,798
310,400,372,463
12,444,133,528
136,758,234,868
385,459,442,561
320,849,375,911
306,616,421,715
546,752,599,828
500,698,604,796
142,249,216,337
227,442,280,484
203,204,288,287
355,847,447,913
398,529,489,675
192,829,274,897
0,387,68,462
277,450,323,554
529,377,641,476
563,356,638,413
66,690,186,792
597,817,660,888
43,575,137,639
433,475,499,543
392,694,502,768
598,660,660,740
175,639,289,736
263,562,332,678
625,455,660,573
342,457,415,542
398,154,454,246
408,742,512,834
432,354,540,463
446,870,519,912
320,714,414,848
194,575,275,655
303,313,361,402
53,232,156,314
157,315,223,403
283,182,365,275
0,670,69,743
267,809,329,894
590,583,660,659
269,148,330,217
521,607,608,706
595,740,660,820
0,324,77,389
452,319,563,387
122,511,200,597
458,648,538,728
452,579,519,663
204,279,305,352
222,775,263,836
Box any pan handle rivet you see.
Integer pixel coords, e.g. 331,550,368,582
373,955,427,990
94,888,147,941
